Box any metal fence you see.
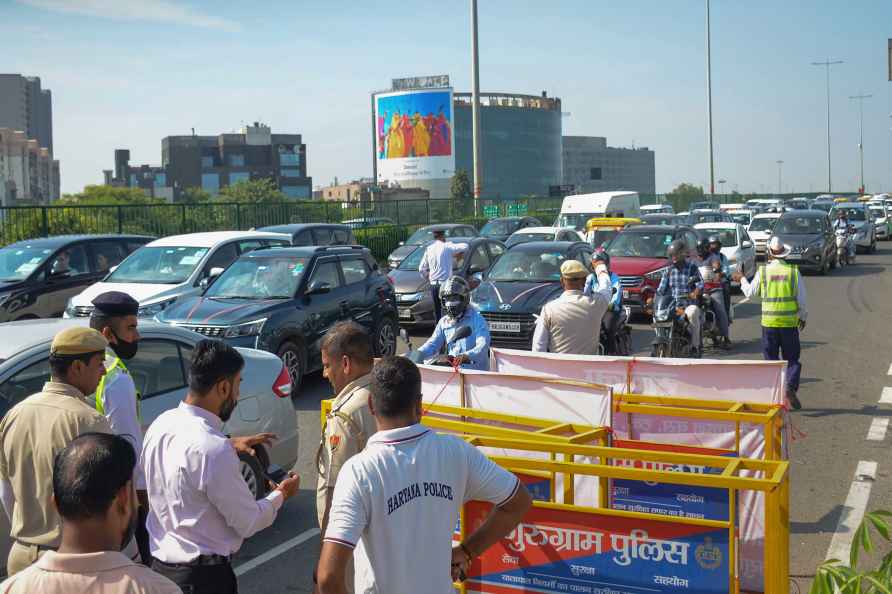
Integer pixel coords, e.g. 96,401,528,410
0,192,860,261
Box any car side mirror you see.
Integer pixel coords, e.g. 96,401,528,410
199,277,211,290
741,241,753,249
306,280,332,295
209,267,224,278
469,265,484,274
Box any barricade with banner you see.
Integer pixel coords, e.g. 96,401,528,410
459,436,790,594
489,349,788,591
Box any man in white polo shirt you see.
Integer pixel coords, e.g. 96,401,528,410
316,356,532,594
419,229,468,322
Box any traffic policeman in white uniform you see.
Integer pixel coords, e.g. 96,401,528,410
317,356,532,594
89,291,148,561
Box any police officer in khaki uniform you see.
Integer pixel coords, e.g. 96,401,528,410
531,259,613,355
316,322,376,592
0,327,112,575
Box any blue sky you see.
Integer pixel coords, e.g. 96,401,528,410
3,0,892,195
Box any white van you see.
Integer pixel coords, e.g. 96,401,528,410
640,204,674,215
555,191,640,233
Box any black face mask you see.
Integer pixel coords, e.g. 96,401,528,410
219,393,238,423
673,258,685,270
111,330,138,361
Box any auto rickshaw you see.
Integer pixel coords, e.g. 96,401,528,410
585,217,641,250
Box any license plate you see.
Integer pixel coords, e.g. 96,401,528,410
622,289,630,299
398,308,412,319
653,321,673,328
490,321,521,333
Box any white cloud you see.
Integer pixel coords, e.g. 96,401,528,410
17,0,240,32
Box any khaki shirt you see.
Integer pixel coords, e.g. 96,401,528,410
532,289,608,355
0,550,180,593
0,382,112,546
316,373,376,527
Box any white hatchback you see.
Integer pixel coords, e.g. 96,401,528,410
64,231,291,319
694,222,757,280
747,213,782,259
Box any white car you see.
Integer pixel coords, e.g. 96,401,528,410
0,318,299,575
64,231,291,319
695,222,757,280
728,209,753,227
867,202,890,240
747,213,782,259
504,226,582,247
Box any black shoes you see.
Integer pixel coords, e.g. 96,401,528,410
786,389,802,410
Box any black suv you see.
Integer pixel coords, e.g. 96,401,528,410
156,245,397,393
0,234,154,322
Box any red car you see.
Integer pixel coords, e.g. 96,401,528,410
605,225,700,316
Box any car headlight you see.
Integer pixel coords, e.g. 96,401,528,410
138,298,176,318
398,292,425,303
644,267,669,282
224,318,267,338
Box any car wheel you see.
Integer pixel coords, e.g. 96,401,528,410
374,316,398,357
238,452,267,500
277,341,304,396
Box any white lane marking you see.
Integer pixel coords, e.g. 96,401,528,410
234,527,320,576
867,418,890,442
825,461,878,562
881,387,892,404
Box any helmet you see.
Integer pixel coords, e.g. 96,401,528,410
592,250,610,268
708,234,721,247
696,237,710,258
439,276,470,320
666,239,687,259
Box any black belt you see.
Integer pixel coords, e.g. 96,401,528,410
154,554,231,567
15,540,57,552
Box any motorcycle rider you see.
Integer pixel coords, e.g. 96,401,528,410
585,251,622,354
703,235,733,348
832,209,856,259
416,275,491,370
656,239,704,357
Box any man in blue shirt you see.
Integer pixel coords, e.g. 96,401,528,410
656,239,705,356
585,252,622,354
416,276,491,371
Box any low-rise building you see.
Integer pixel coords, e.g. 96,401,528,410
317,179,429,202
562,136,655,195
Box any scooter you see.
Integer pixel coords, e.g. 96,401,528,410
649,294,700,358
835,225,855,267
403,325,472,366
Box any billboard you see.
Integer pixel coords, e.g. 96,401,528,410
375,89,455,184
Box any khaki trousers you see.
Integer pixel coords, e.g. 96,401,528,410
7,541,49,576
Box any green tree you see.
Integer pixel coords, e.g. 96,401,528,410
450,169,473,217
665,183,705,213
217,178,285,203
61,185,163,205
178,187,212,203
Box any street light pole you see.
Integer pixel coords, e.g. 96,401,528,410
470,0,482,215
812,59,843,192
849,93,872,193
705,0,716,196
776,160,784,195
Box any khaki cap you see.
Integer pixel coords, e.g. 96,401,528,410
560,260,589,280
50,327,108,356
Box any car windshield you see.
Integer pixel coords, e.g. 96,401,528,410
0,244,55,281
691,202,719,210
748,217,777,232
205,256,308,298
811,202,833,212
406,227,459,244
487,249,574,282
869,206,885,216
730,213,751,225
642,215,675,225
107,246,209,284
481,220,519,236
606,231,676,258
397,245,463,271
590,229,619,250
699,228,738,246
557,213,599,231
833,208,867,221
774,217,823,235
690,212,726,224
506,233,552,247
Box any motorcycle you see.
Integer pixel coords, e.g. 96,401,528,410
835,225,855,267
403,325,472,366
599,305,632,356
697,264,728,348
649,294,701,358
